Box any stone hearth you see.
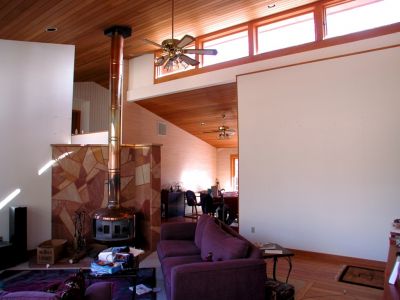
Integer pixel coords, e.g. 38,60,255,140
51,144,161,251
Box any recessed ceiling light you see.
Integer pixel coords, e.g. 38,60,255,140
267,4,276,8
45,26,58,32
201,122,206,126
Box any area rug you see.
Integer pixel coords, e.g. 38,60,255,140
338,265,384,290
27,255,92,269
0,268,156,299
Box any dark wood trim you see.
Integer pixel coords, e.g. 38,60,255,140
290,248,386,270
237,44,400,79
314,2,325,41
230,154,238,179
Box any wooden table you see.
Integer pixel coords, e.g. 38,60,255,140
261,243,294,283
383,243,400,299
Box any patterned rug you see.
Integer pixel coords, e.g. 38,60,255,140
0,268,156,299
338,265,384,290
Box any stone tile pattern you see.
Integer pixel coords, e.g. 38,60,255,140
51,145,161,252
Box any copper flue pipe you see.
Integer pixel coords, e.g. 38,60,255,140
104,26,132,209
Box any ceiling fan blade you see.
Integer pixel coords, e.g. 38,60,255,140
180,54,200,66
176,34,195,48
203,130,220,134
143,38,162,49
184,48,218,55
155,55,169,67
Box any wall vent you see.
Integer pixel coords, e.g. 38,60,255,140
157,121,167,136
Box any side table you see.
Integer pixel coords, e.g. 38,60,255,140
261,243,294,283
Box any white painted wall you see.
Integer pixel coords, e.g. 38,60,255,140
72,97,90,133
237,46,400,261
73,82,109,133
123,102,217,192
71,131,108,144
216,148,238,191
127,33,400,261
0,39,74,249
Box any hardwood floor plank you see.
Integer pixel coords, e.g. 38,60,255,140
270,250,384,299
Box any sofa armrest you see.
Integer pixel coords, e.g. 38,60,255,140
160,222,197,240
170,259,266,300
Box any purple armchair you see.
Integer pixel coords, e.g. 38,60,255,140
157,214,266,300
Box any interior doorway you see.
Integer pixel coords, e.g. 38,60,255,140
71,109,81,134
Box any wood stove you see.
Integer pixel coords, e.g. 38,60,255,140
92,26,135,244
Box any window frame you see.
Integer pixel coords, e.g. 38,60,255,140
323,0,399,39
154,0,400,84
230,154,238,192
254,9,316,55
200,28,250,67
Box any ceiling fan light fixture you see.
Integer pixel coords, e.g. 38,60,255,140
164,59,174,71
218,132,231,140
203,113,236,139
145,0,217,71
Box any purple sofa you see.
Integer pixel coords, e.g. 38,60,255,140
0,282,112,300
0,270,113,300
157,214,266,300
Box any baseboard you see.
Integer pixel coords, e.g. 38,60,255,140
289,248,386,270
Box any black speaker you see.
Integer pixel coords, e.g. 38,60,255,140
9,206,27,261
0,242,13,270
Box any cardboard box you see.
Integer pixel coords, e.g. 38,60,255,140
37,239,67,264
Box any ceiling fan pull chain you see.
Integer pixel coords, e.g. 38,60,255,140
171,0,174,40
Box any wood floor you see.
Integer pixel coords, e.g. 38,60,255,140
164,216,386,300
270,249,385,300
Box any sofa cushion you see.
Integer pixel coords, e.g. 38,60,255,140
157,240,200,260
0,291,59,299
194,214,213,248
0,282,113,300
84,282,113,300
161,255,203,287
201,221,249,261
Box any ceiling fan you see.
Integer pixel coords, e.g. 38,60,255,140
203,114,236,140
144,0,217,71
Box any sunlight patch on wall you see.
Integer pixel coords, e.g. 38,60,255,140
181,170,211,191
37,151,74,175
0,188,21,210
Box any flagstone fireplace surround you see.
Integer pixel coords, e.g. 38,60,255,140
51,143,161,252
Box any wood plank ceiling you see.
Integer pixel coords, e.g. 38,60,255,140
0,0,318,148
136,83,238,148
